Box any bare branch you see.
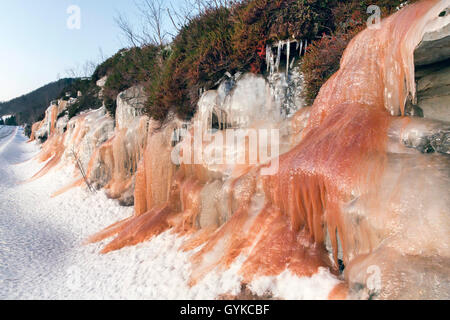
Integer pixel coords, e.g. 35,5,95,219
115,13,142,48
136,0,168,46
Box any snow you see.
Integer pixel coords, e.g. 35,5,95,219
1,115,13,121
248,269,341,300
0,126,340,299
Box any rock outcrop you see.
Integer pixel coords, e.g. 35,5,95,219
414,6,450,124
411,5,450,154
27,1,450,300
63,107,115,169
416,62,450,122
29,82,150,208
116,85,147,129
32,100,68,142
414,7,450,66
96,76,108,99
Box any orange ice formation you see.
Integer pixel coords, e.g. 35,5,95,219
31,0,449,299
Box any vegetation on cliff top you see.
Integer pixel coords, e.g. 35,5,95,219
147,0,411,121
56,0,413,122
0,115,18,126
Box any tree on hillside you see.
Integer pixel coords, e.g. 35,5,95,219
0,78,76,125
115,0,168,47
65,60,98,79
4,116,17,126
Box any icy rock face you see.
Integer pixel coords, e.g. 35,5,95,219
34,100,68,142
101,85,150,205
35,123,49,143
56,115,69,134
198,73,272,130
33,86,149,206
66,86,151,205
265,39,306,116
416,63,450,123
198,72,304,132
116,85,147,129
90,1,450,300
35,106,55,141
345,150,450,299
104,114,150,205
63,107,115,170
267,66,305,118
389,117,450,154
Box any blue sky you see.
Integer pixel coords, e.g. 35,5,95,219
0,0,183,102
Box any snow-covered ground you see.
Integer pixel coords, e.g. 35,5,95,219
0,126,340,300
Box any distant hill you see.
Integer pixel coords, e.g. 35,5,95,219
0,78,76,125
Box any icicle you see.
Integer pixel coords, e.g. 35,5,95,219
299,40,303,57
275,41,282,73
305,39,308,54
266,44,276,76
290,57,296,70
286,39,290,76
266,45,271,73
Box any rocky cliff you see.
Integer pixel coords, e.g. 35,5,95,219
27,0,450,300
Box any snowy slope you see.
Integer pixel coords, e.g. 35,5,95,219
0,127,339,300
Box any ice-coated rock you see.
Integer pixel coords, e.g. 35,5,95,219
267,66,305,117
197,71,305,132
414,6,450,66
34,99,68,142
116,85,147,129
63,107,115,169
413,7,450,125
389,117,450,154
